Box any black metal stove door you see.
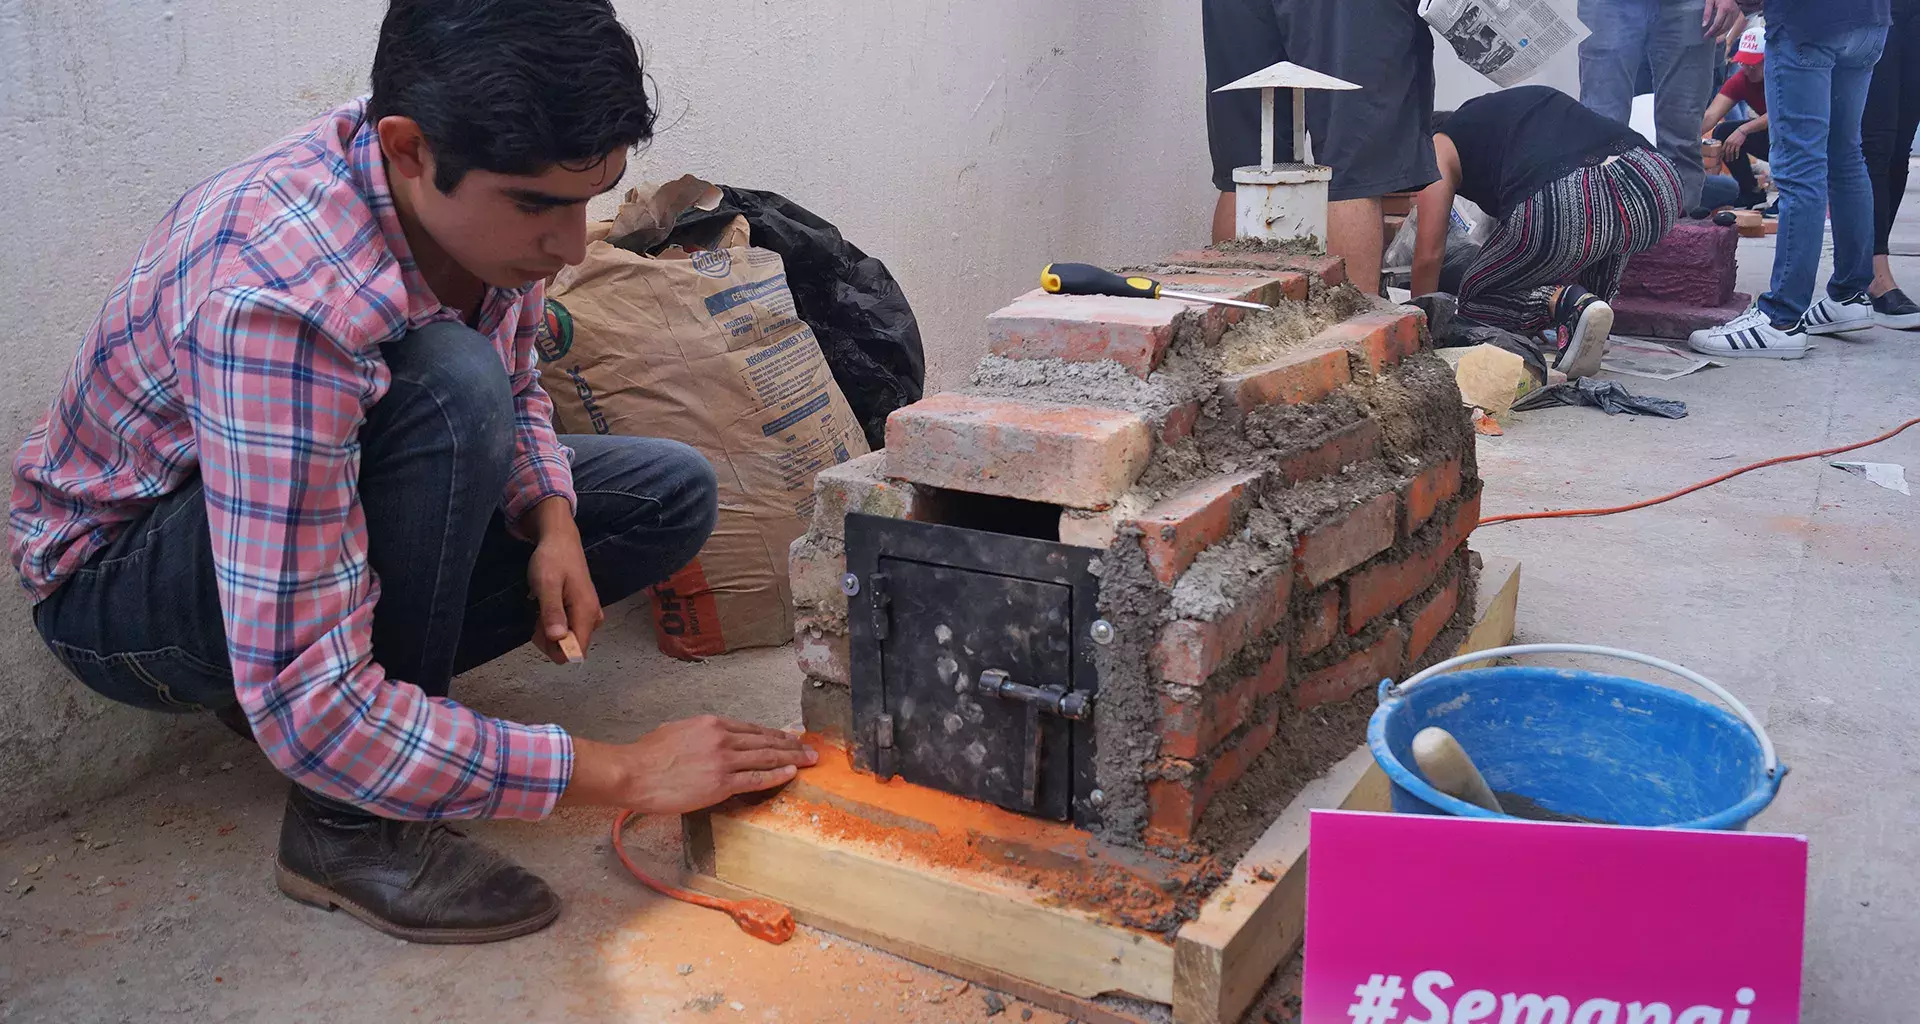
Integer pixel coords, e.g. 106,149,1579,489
877,557,1074,819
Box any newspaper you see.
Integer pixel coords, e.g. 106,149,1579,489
1420,0,1588,87
1599,337,1722,381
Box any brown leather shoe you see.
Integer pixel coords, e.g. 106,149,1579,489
274,786,561,944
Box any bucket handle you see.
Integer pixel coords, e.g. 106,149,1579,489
1391,643,1780,776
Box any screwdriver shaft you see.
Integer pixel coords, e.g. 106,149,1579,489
1159,289,1271,311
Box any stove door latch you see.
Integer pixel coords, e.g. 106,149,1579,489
963,669,1094,721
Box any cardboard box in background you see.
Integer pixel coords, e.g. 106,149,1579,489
540,181,868,658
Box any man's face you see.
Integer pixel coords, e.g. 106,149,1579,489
412,151,628,289
1742,62,1765,84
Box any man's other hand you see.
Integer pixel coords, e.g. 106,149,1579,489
528,526,604,664
562,717,820,815
1703,0,1742,38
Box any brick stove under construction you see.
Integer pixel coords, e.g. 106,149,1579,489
688,241,1492,1023
791,244,1482,852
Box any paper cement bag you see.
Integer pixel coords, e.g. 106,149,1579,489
540,182,868,659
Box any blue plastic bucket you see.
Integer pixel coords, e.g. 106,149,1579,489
1368,644,1788,830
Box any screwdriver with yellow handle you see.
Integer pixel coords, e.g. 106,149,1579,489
1040,262,1271,311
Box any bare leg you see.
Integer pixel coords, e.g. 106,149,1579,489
1328,197,1386,296
1871,254,1901,297
1212,191,1236,244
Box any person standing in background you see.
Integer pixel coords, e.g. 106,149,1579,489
1689,0,1893,358
1203,0,1438,297
1577,0,1746,211
1859,0,1920,328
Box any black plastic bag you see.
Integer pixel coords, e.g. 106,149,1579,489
1513,377,1688,418
652,188,926,450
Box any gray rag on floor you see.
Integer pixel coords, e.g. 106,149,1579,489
1513,377,1688,418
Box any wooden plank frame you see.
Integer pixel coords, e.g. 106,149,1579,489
684,553,1521,1024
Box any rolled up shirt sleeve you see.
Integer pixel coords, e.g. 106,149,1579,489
179,285,573,821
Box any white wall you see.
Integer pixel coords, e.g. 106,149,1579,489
0,0,1214,833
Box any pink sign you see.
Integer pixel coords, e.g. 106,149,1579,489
1303,810,1807,1024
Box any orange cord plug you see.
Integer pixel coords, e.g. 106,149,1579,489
610,810,796,945
1478,416,1920,526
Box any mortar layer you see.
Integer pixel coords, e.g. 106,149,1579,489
747,738,1226,933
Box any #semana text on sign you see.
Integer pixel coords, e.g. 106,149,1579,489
1344,971,1763,1024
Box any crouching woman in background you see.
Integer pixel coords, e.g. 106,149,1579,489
1413,86,1683,378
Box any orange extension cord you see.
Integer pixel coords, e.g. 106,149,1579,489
1478,416,1920,527
611,810,796,945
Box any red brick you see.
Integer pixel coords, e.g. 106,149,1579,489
1150,565,1293,686
987,290,1181,378
1132,471,1261,585
1273,419,1383,485
1294,492,1398,587
1297,587,1341,655
1403,457,1463,536
1316,309,1423,375
1159,401,1202,447
809,450,916,540
1407,576,1462,663
1295,626,1406,709
1346,490,1482,633
886,393,1152,509
1158,643,1288,759
1218,346,1351,413
1147,704,1282,839
795,619,851,686
1163,250,1348,290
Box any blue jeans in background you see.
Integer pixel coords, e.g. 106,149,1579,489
1578,0,1714,209
1760,22,1890,325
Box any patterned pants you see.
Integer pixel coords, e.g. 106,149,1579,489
1457,147,1683,333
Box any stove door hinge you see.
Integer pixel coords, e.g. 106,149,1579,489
873,712,896,780
868,571,892,641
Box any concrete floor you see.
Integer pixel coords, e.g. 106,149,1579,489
1,219,1916,1022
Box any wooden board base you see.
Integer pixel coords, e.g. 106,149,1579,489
687,555,1522,1024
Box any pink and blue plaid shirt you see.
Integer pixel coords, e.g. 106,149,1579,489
10,101,576,821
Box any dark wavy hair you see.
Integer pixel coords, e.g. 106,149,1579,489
368,0,655,194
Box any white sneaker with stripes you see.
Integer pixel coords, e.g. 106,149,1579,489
1799,292,1874,335
1687,307,1808,359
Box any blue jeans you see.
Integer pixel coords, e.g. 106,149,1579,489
32,321,719,716
1578,0,1714,209
1760,22,1891,324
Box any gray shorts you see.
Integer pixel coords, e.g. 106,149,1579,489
1204,0,1440,202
